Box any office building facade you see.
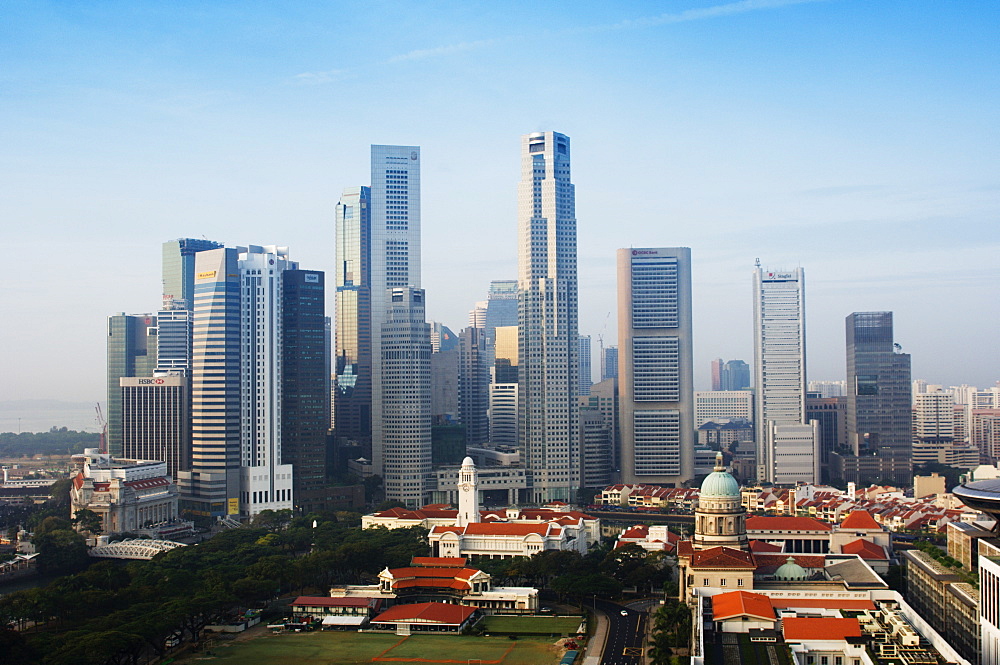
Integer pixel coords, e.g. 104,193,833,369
579,335,593,397
721,359,751,391
517,131,580,503
107,314,157,456
602,346,618,382
694,391,754,427
752,266,817,484
120,375,189,481
617,247,694,486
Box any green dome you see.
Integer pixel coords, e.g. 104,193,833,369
774,556,807,581
699,452,740,498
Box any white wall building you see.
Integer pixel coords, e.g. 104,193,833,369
752,266,817,484
618,247,694,486
695,391,753,427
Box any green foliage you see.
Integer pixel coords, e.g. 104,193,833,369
72,508,103,535
0,428,100,456
649,599,692,664
33,527,89,575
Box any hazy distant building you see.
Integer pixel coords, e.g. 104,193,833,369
710,358,723,391
839,312,912,485
602,346,618,381
579,335,593,396
581,378,619,473
721,360,751,391
618,247,694,486
695,391,754,427
458,326,490,447
806,394,846,483
107,313,157,456
808,380,846,398
752,266,817,484
517,131,580,503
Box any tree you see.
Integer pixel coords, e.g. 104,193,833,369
72,508,103,535
33,527,89,575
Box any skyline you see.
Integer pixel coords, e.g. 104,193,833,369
3,1,999,408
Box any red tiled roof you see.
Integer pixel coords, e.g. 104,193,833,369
292,596,371,608
393,579,470,590
782,617,861,641
754,554,826,573
690,547,756,569
712,590,775,622
429,526,464,535
388,567,479,580
411,557,467,567
839,510,880,530
842,539,887,560
746,516,832,532
463,523,553,536
749,540,783,553
620,526,650,539
372,602,476,625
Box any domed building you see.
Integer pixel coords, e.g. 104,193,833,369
693,452,748,551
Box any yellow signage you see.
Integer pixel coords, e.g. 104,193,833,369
197,270,217,280
227,498,239,515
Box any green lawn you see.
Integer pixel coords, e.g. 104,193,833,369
481,616,583,635
179,630,562,665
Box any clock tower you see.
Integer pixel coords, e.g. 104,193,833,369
456,456,480,527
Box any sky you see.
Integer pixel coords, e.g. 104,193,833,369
2,0,998,415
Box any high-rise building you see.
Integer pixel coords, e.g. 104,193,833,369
721,360,751,391
107,313,157,456
806,394,846,483
580,377,619,475
458,326,490,447
838,312,912,485
161,238,224,308
579,409,612,490
488,383,518,449
601,346,618,382
484,280,518,340
752,266,817,484
711,358,723,391
579,335,593,396
178,247,241,516
120,375,188,481
618,247,694,486
369,145,430,507
281,268,329,512
334,186,373,450
517,131,579,503
153,306,192,375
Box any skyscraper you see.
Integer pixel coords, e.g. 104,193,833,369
162,238,224,308
601,346,618,382
579,335,593,396
517,131,579,503
120,375,188,480
752,266,818,484
711,358,724,391
837,312,912,485
369,145,431,507
334,186,372,449
107,313,157,455
721,360,751,391
617,247,694,486
458,326,490,447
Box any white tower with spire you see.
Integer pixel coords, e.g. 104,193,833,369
456,456,480,527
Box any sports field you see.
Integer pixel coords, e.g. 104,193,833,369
480,615,583,635
177,630,562,665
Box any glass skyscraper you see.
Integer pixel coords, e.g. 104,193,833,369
517,131,580,503
106,313,157,456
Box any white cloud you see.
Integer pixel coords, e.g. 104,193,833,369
386,39,498,64
585,0,828,32
291,68,348,85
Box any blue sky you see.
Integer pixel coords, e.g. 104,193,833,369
2,0,998,406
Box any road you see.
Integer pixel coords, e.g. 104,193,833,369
592,599,649,665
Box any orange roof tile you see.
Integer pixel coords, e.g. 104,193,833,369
754,554,826,573
712,590,775,622
749,540,783,553
842,539,887,560
372,602,476,625
782,617,861,641
410,557,468,567
388,566,479,580
690,547,756,569
746,516,832,532
839,510,880,530
463,523,553,536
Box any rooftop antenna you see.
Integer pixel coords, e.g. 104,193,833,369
754,258,761,268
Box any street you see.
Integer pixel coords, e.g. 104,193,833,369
593,599,649,665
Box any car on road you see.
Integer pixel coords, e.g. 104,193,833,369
620,610,628,616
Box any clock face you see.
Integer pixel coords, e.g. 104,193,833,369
459,483,472,492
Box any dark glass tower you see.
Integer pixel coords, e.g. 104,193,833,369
106,314,157,455
842,311,912,485
282,269,330,512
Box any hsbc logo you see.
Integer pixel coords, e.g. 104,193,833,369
138,378,166,385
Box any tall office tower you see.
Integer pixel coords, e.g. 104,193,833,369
914,392,955,446
839,312,912,485
601,346,618,381
162,238,224,307
579,409,613,490
379,287,432,506
517,131,580,503
107,314,157,455
493,325,518,383
458,326,490,447
806,394,846,483
579,335,593,396
711,359,724,391
752,266,818,484
120,375,189,480
281,269,329,513
581,377,619,475
469,302,487,328
618,247,695,486
430,328,459,423
694,391,754,427
369,145,429,506
721,360,751,391
484,280,519,339
489,383,519,448
334,186,373,451
154,306,192,375
178,248,241,516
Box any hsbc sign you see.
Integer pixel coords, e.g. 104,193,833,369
137,378,166,385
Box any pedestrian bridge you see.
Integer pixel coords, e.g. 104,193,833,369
89,538,186,560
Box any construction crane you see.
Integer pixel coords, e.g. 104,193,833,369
95,403,107,454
